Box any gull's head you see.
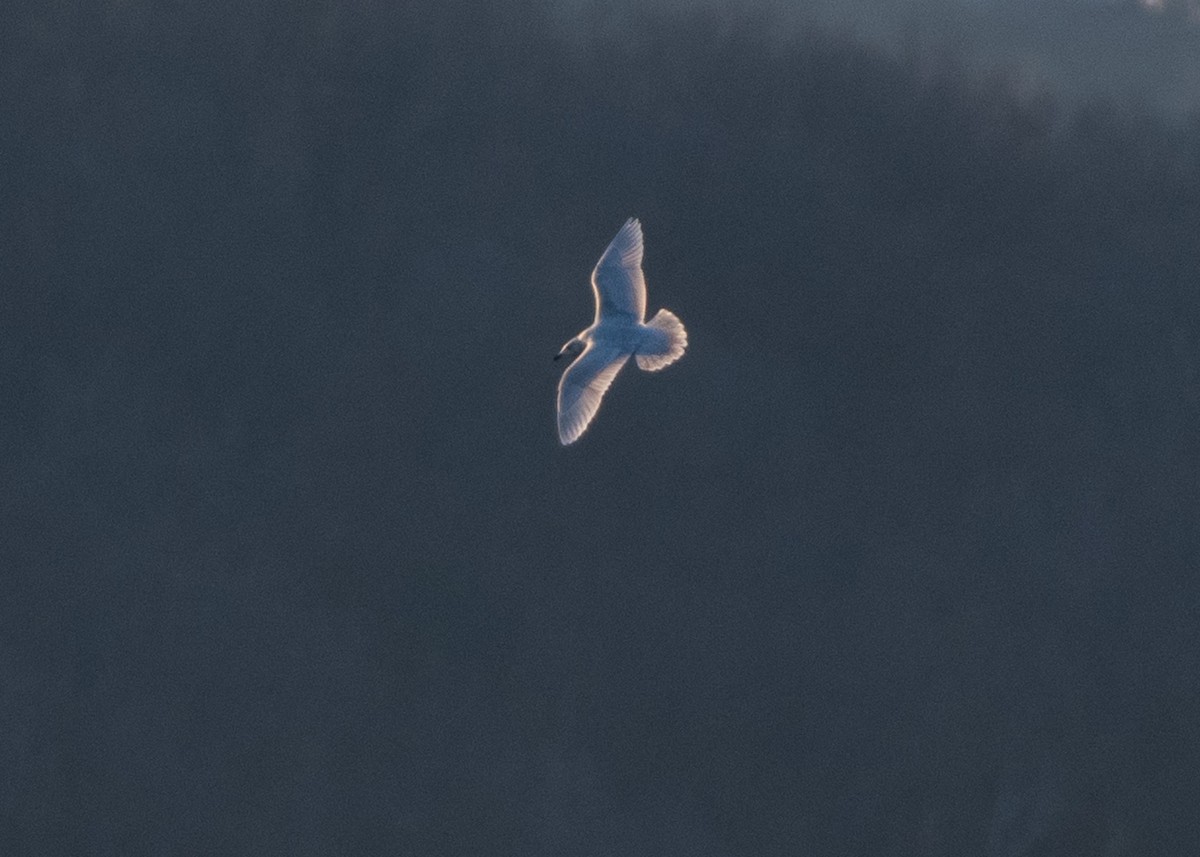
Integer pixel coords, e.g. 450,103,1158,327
554,337,586,362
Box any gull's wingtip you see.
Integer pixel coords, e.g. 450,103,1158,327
618,216,641,237
615,217,644,253
558,424,580,445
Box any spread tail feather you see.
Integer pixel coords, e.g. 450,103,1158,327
636,309,688,371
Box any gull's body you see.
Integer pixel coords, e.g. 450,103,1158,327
555,218,687,445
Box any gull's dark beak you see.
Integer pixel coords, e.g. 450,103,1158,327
553,352,563,361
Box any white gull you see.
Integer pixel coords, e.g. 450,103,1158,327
554,218,687,445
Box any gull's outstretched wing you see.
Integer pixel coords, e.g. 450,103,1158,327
591,218,646,323
557,343,631,445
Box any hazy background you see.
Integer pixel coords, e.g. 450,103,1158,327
3,1,1200,853
562,0,1200,112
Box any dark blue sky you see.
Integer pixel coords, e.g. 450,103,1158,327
3,1,1199,853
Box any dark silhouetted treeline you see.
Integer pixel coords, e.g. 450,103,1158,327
3,1,1199,854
